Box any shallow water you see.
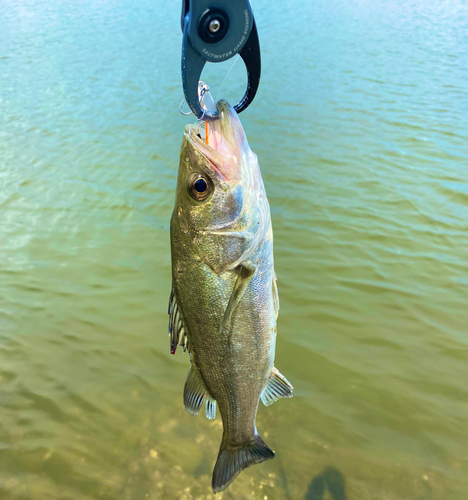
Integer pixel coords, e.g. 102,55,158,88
1,0,468,498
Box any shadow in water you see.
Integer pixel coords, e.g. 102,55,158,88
305,466,348,500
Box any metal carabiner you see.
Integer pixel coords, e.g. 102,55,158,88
181,0,261,121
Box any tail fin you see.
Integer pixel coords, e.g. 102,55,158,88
211,434,275,493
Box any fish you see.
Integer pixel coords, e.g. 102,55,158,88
169,100,293,493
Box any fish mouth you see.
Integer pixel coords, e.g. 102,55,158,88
185,100,250,181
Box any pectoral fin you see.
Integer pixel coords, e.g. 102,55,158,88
184,364,217,419
261,367,293,406
196,230,254,274
272,271,279,319
220,264,256,345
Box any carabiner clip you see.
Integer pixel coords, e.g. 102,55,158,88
181,0,261,121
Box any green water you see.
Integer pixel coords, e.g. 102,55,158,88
1,0,468,499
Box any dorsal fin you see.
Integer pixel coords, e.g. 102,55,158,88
184,364,217,419
168,287,190,355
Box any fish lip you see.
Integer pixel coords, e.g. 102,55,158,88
184,125,230,181
185,100,249,181
216,99,248,152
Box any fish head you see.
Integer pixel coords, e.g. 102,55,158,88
174,100,266,237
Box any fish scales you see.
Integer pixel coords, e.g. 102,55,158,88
169,100,293,493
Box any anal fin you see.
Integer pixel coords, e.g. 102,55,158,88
184,364,217,419
261,367,293,406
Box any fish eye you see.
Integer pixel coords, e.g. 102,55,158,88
194,178,207,193
187,173,213,202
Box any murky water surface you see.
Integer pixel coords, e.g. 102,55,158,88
1,0,468,498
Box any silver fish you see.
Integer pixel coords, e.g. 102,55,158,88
169,100,293,493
